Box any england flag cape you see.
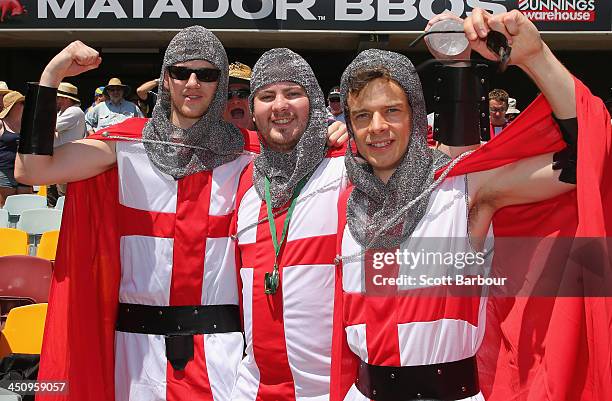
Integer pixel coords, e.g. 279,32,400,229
330,78,612,401
36,117,259,401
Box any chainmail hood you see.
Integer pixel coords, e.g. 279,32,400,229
340,49,449,249
249,48,328,208
142,25,244,179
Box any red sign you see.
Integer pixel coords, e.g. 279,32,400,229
519,0,596,22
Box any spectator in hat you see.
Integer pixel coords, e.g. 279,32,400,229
136,78,159,118
223,61,254,130
85,77,142,134
47,82,86,205
0,81,10,112
87,86,106,114
326,86,345,123
0,91,31,206
56,82,85,145
506,97,521,123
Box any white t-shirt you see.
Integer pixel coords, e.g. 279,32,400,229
55,105,86,148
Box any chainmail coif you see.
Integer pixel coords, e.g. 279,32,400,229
249,48,328,208
340,49,450,249
142,25,244,179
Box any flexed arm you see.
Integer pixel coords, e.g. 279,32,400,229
15,41,117,185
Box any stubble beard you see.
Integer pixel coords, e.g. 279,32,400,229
265,127,302,153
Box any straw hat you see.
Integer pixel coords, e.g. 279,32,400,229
57,82,80,104
103,78,130,95
0,91,25,119
228,62,252,84
0,81,10,95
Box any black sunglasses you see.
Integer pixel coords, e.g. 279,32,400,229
328,96,341,102
167,66,221,82
228,89,250,100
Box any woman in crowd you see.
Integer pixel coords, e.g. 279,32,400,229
0,90,32,207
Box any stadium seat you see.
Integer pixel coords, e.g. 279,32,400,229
36,185,47,197
16,209,62,235
0,303,48,358
36,230,60,261
2,195,47,226
0,228,29,257
3,194,47,216
0,209,8,228
0,255,52,305
55,196,65,210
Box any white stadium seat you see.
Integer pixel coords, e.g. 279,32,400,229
16,209,63,235
3,194,47,217
55,196,65,210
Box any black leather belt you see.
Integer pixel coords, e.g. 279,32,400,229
116,303,241,335
116,303,242,371
355,356,479,401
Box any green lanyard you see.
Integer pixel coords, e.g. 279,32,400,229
263,176,308,295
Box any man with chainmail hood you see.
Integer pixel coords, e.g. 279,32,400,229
331,9,611,401
230,48,347,401
15,26,260,401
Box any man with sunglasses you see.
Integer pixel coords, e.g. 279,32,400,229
223,61,255,130
326,86,345,124
16,27,259,401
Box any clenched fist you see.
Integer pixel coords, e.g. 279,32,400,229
40,41,102,88
464,9,544,69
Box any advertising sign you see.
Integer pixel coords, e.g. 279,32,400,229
0,0,609,31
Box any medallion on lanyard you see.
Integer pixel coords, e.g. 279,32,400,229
263,176,309,295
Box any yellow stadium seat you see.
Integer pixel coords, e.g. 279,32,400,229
36,185,47,197
0,303,48,358
0,228,29,257
36,230,60,261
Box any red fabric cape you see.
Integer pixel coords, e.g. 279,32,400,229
36,118,259,401
331,78,612,401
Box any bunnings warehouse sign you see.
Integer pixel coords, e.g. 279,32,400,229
0,0,610,31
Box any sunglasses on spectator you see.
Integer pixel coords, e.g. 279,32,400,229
228,89,250,100
167,66,221,82
328,96,341,103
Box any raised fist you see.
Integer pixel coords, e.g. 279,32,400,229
40,41,102,88
464,9,543,69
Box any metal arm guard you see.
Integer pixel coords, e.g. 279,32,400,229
552,116,578,184
18,83,57,155
431,62,491,146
